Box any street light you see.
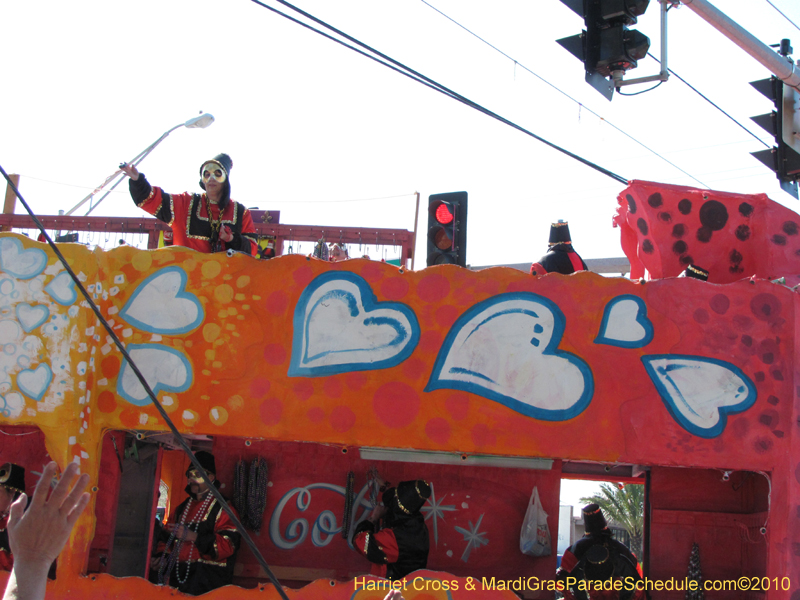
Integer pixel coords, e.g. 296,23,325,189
66,113,215,216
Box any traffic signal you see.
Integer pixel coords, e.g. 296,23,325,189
557,0,651,100
426,192,467,267
750,67,800,199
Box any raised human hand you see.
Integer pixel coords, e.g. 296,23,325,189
119,162,140,181
6,461,91,568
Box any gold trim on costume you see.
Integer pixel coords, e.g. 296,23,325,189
395,488,410,514
202,497,217,521
136,187,157,208
687,265,707,276
415,480,428,499
186,195,240,241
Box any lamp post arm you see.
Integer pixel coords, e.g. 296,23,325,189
65,122,185,217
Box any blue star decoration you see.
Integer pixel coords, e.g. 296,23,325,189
454,513,489,562
420,483,456,546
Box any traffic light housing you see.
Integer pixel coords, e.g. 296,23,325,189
557,0,651,100
751,74,800,199
426,192,467,267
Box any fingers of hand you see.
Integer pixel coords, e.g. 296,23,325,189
7,493,27,526
31,461,58,509
49,462,80,508
62,473,90,513
65,490,91,527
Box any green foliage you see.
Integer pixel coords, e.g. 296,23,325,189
580,483,644,559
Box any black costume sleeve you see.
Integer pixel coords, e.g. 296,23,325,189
129,174,153,204
225,232,257,255
354,519,376,536
129,174,174,224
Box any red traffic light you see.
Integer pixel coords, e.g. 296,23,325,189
434,202,454,225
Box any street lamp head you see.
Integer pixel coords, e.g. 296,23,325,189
184,113,215,129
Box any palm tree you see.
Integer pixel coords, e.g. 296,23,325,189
580,483,644,560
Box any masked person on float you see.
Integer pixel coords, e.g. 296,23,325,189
353,479,431,581
152,452,240,596
530,221,588,276
556,503,644,600
0,464,26,571
121,154,258,255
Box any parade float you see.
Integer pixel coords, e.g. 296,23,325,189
0,179,796,599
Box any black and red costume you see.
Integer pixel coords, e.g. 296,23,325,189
0,463,25,572
154,452,241,595
353,479,431,581
0,514,13,571
556,504,645,600
530,221,588,276
128,153,257,255
155,488,240,595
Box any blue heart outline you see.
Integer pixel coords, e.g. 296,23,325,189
289,271,420,377
117,343,193,406
15,303,50,333
0,238,48,280
595,294,654,349
642,354,757,438
120,266,204,334
426,292,594,422
16,364,53,402
44,272,78,306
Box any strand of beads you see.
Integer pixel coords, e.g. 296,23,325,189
366,467,380,508
248,457,268,533
158,493,213,586
342,470,355,539
158,499,192,585
233,460,248,525
174,493,213,585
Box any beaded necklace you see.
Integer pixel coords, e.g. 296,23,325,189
205,195,223,252
246,457,268,533
157,491,213,586
342,470,355,540
234,460,248,525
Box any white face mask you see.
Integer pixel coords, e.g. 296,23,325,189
201,162,227,183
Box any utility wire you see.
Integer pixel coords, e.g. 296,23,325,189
250,0,629,185
0,164,291,600
417,0,709,188
765,0,800,33
647,53,771,149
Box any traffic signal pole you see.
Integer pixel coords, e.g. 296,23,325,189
680,0,800,92
680,0,800,196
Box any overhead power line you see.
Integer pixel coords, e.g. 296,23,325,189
417,0,708,188
646,53,771,149
764,0,800,33
0,164,291,600
249,0,629,185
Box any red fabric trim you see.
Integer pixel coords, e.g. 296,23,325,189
372,528,400,563
530,262,546,275
560,549,578,573
0,549,12,572
567,252,585,272
140,189,257,254
353,530,369,555
157,498,239,563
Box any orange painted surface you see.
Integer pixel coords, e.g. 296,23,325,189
0,178,798,598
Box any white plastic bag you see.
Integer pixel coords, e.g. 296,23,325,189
520,486,552,556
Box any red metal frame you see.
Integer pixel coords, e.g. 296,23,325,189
0,213,415,266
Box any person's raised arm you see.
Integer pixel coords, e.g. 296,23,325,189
2,461,90,600
119,163,140,181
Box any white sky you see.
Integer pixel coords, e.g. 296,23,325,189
2,0,799,265
560,478,604,508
